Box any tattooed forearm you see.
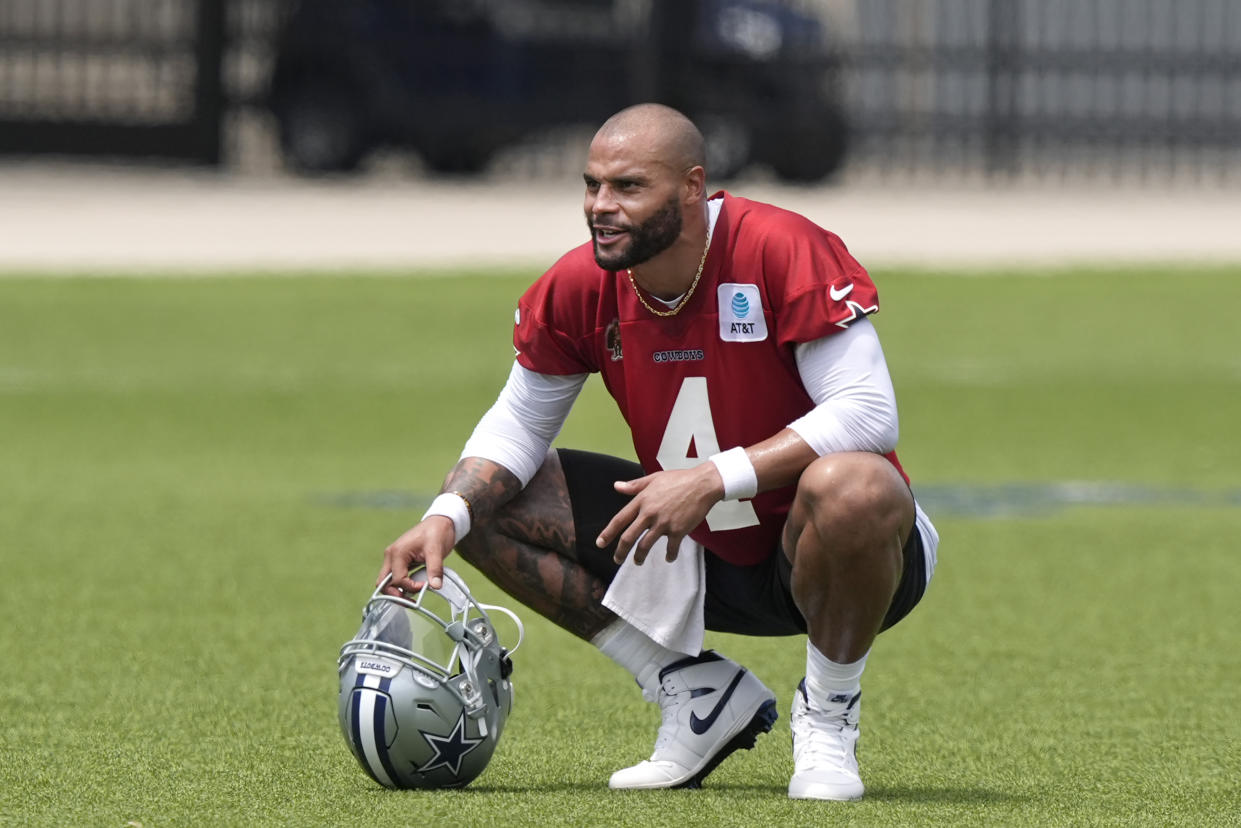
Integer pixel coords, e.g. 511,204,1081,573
441,457,523,524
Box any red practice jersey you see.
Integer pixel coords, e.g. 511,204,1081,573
514,192,907,565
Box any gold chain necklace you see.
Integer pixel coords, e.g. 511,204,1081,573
626,231,712,318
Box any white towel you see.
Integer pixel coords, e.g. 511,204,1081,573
602,535,706,656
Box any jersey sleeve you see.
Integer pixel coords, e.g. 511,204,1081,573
763,214,880,347
512,248,602,375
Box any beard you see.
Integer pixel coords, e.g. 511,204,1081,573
588,196,683,271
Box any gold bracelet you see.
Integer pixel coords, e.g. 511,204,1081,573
448,490,474,524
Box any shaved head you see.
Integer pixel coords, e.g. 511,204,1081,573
583,104,710,277
593,103,707,175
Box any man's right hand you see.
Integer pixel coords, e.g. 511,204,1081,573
377,517,456,594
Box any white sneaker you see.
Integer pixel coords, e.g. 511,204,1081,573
609,651,777,790
788,679,865,801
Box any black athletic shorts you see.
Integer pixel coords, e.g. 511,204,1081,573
558,448,928,637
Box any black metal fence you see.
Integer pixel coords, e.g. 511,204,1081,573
841,0,1241,181
0,0,225,162
0,0,1238,181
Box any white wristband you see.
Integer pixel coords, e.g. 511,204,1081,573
709,446,758,501
423,492,471,544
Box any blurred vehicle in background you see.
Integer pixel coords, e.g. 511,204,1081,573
266,0,848,181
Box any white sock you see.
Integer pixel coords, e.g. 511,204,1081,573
592,618,682,699
805,639,868,700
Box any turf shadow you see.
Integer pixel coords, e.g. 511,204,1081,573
864,784,1030,805
464,781,789,796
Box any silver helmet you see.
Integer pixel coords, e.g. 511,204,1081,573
338,567,523,789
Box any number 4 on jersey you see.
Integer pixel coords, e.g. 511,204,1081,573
656,377,760,532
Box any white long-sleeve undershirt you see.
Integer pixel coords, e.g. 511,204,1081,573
788,317,899,455
460,362,586,486
459,316,898,486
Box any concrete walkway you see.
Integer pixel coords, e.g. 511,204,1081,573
2,163,1238,273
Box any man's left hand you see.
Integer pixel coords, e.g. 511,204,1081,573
596,463,725,565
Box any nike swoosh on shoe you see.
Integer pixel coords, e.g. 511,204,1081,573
688,669,746,735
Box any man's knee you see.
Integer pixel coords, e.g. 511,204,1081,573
792,452,914,544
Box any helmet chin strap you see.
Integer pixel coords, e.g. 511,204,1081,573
478,602,525,657
444,620,467,643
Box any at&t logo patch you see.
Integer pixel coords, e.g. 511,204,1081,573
717,283,767,342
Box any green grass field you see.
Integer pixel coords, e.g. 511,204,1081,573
2,267,1238,826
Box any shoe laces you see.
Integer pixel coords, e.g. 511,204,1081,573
652,684,688,752
792,692,859,769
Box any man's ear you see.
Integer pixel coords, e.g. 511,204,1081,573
683,165,707,204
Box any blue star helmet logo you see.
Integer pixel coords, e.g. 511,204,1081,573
417,712,484,777
731,292,750,318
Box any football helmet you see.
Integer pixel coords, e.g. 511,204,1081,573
338,566,523,789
